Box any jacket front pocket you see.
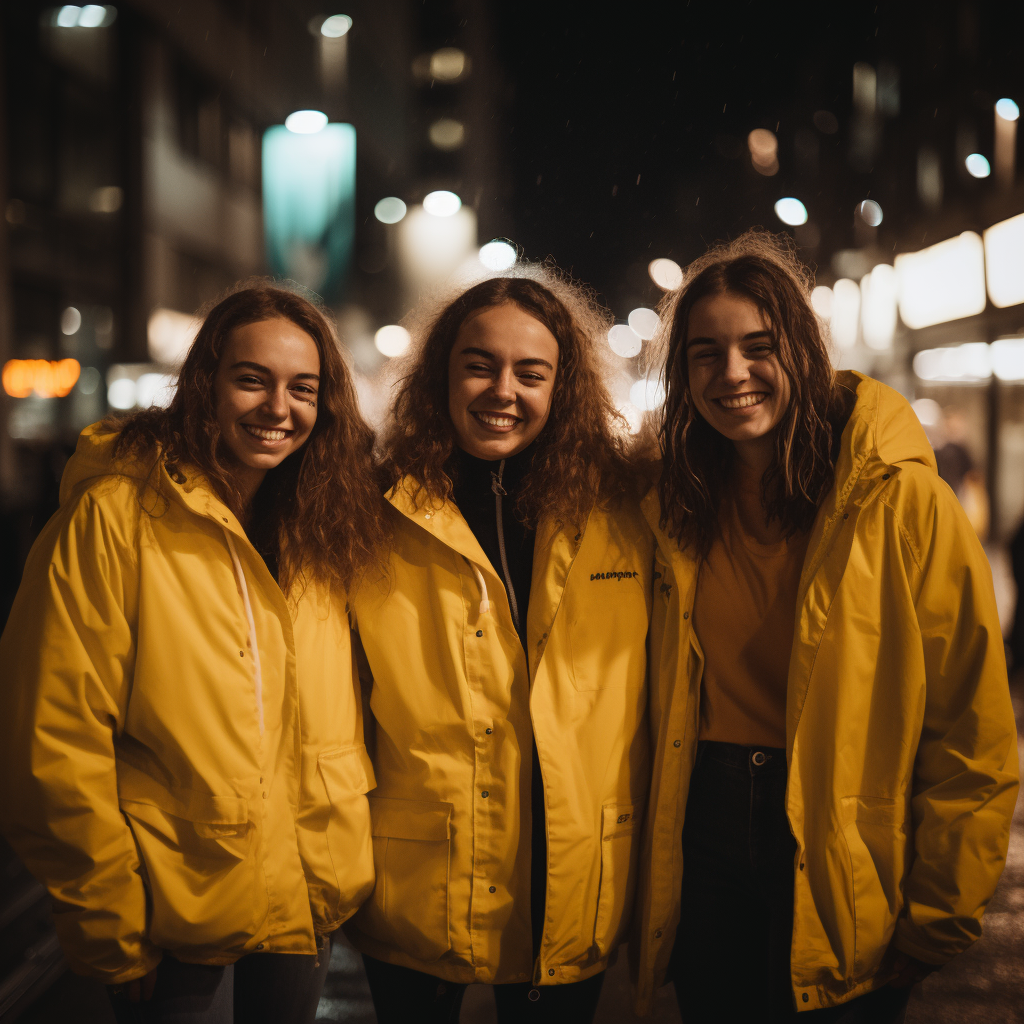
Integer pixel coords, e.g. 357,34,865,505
355,796,453,962
317,745,376,919
839,796,907,977
118,773,263,952
593,802,642,957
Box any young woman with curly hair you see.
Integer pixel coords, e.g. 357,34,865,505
346,272,653,1023
0,286,388,1024
631,232,1018,1021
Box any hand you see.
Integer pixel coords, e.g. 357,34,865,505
122,966,159,1002
888,953,937,988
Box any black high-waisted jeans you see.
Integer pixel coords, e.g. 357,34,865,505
669,741,911,1024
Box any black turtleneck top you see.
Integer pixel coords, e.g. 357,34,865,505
450,445,536,650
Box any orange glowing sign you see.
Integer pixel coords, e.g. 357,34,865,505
2,359,81,398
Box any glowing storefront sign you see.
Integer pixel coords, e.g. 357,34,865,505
984,213,1024,309
262,123,355,300
895,232,986,330
3,359,81,398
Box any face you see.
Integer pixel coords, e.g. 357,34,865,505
213,317,320,498
447,302,559,460
684,291,791,460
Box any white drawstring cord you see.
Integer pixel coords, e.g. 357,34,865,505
467,559,491,616
223,528,265,736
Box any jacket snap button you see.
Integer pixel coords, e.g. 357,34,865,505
673,740,681,748
843,513,849,519
489,886,496,893
802,993,809,1003
682,611,689,620
239,651,244,657
548,969,555,976
528,988,541,1001
882,473,890,480
222,518,228,523
752,751,766,765
482,791,489,798
654,929,663,938
800,862,805,870
485,728,492,734
476,630,483,637
256,943,264,950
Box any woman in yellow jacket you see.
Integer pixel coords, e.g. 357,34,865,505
632,233,1018,1021
347,272,653,1022
0,287,387,1023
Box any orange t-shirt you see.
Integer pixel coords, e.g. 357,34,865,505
693,493,810,748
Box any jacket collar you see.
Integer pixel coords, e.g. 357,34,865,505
389,475,588,670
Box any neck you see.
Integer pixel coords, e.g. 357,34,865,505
233,466,266,511
732,434,774,482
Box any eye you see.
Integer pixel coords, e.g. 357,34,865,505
291,383,317,395
465,361,493,375
518,371,545,383
236,374,264,386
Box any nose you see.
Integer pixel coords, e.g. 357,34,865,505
722,347,751,386
262,385,289,420
489,366,517,404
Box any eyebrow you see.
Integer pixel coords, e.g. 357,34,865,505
458,346,555,371
230,360,320,381
686,330,772,348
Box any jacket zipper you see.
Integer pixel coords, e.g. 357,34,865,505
490,460,520,632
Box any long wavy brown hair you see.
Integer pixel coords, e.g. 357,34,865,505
654,231,853,558
380,270,634,527
109,284,388,592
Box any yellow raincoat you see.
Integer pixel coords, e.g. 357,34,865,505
632,372,1018,1012
346,479,653,986
0,425,375,984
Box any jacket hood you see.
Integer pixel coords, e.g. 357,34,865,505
58,423,151,506
835,370,936,483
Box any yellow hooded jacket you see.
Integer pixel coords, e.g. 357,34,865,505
0,426,375,984
631,372,1018,1013
345,480,653,986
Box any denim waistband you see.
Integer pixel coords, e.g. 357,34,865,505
696,739,787,775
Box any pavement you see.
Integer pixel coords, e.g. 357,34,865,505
16,675,1024,1023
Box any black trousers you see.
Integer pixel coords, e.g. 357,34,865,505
670,741,911,1024
362,954,605,1024
108,943,331,1024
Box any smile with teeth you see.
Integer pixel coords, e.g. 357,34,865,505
472,411,520,429
716,392,768,410
243,425,290,441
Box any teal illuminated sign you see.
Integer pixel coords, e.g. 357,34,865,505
262,123,355,300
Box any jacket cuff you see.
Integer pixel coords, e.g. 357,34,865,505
892,923,955,966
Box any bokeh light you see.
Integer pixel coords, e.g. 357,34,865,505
629,377,666,411
61,307,82,335
423,190,462,217
608,325,642,358
478,240,517,271
648,258,683,291
374,197,407,224
107,377,136,410
965,153,991,178
627,307,660,340
995,98,1020,122
810,285,834,320
430,48,467,81
320,14,352,37
429,119,465,150
774,197,808,226
375,325,412,357
857,200,883,227
748,129,779,175
285,110,328,134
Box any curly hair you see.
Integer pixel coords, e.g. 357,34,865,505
653,230,852,558
108,284,389,593
379,268,634,528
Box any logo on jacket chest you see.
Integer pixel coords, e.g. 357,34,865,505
590,570,639,581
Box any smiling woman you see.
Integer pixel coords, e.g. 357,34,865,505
0,284,389,1024
349,269,653,1023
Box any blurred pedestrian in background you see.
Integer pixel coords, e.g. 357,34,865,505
0,286,388,1024
347,272,652,1023
632,232,1018,1022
